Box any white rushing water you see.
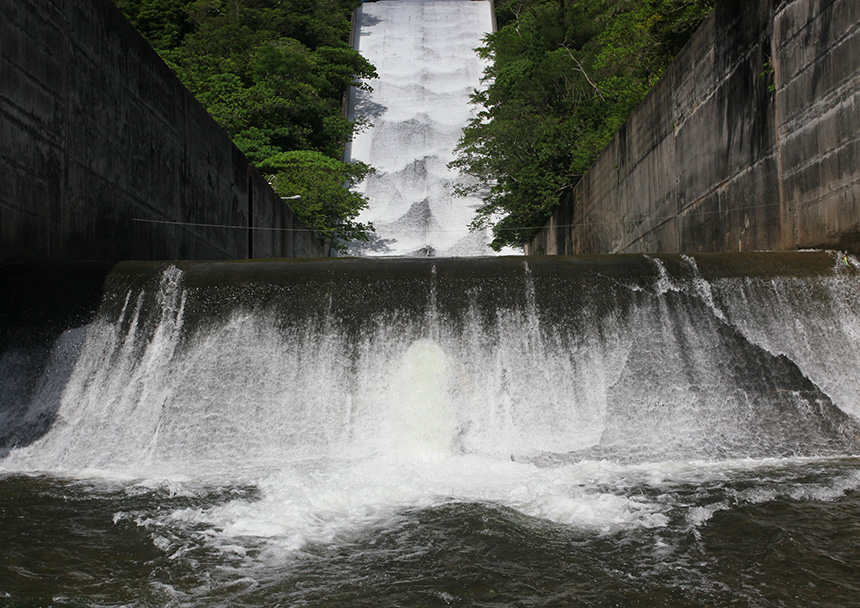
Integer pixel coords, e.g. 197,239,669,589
3,256,860,559
346,0,501,256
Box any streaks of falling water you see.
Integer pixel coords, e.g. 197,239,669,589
346,1,504,256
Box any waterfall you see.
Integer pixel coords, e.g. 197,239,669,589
3,253,859,479
345,0,499,256
1,250,859,586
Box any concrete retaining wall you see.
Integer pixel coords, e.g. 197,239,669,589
526,0,860,255
1,0,329,262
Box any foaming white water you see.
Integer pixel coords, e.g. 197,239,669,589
387,339,459,459
5,259,859,475
3,256,860,558
713,273,860,419
347,0,501,256
1,303,608,476
166,455,671,554
1,267,187,473
145,454,860,564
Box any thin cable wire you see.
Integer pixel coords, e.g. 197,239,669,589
530,201,782,229
132,201,782,235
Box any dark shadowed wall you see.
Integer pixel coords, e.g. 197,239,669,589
526,0,860,256
1,0,329,262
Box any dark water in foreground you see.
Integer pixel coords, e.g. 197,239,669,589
2,457,860,608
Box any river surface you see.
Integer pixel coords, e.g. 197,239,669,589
2,456,860,607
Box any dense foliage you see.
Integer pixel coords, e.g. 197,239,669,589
259,151,373,243
115,0,376,248
452,0,715,249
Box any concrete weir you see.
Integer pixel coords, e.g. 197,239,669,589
3,251,860,463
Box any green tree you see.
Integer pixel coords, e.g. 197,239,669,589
157,0,377,164
114,0,193,50
115,0,377,248
452,0,714,250
259,151,373,248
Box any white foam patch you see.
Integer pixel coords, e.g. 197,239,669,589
685,503,728,526
166,455,673,555
148,455,860,562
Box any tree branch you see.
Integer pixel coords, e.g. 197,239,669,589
560,43,605,102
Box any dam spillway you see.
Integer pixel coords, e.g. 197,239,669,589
4,253,860,471
5,0,860,593
3,0,860,601
2,252,860,604
346,0,497,256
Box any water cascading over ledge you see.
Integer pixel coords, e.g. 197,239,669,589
3,252,860,605
3,252,860,477
345,0,498,256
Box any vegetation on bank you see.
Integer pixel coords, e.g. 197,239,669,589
114,0,376,247
452,0,715,250
117,0,714,251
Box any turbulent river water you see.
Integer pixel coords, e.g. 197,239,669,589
2,253,860,607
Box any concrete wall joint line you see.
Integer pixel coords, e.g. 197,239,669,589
780,131,860,179
56,0,71,261
620,216,678,253
0,198,45,218
671,30,767,121
774,1,842,46
2,61,67,104
1,153,58,182
1,16,63,59
778,70,860,130
770,11,789,250
680,152,781,211
777,21,860,88
0,102,65,147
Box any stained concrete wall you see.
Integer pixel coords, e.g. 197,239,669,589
1,0,329,262
526,0,860,256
